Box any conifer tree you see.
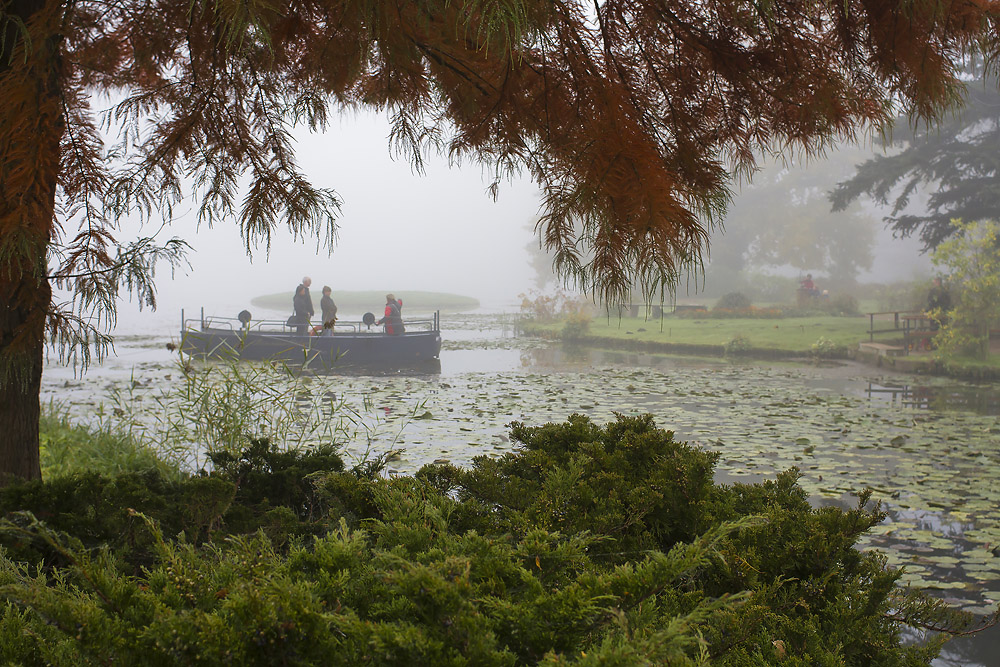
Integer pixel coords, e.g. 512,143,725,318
831,67,1000,250
2,0,999,480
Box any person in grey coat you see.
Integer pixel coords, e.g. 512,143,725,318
320,286,338,334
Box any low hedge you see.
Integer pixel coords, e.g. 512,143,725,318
0,415,977,665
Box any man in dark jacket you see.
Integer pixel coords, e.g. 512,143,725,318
289,276,314,335
292,283,313,335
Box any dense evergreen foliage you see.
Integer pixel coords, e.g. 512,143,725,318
832,71,1000,251
0,416,978,664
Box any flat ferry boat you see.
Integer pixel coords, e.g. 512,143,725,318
179,308,442,369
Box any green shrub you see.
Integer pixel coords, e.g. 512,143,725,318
724,333,752,356
0,416,982,665
715,292,752,310
0,471,237,567
559,311,592,341
419,415,720,552
827,293,860,315
0,439,348,565
810,336,846,359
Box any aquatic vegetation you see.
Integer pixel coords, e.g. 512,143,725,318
87,360,415,472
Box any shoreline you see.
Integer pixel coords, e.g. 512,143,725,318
522,326,1000,382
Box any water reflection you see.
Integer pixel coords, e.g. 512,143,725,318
304,358,442,377
525,345,729,372
866,382,1000,415
912,623,1000,667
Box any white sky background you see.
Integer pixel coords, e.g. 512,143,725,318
110,111,544,330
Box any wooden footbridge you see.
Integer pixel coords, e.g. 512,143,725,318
860,311,938,356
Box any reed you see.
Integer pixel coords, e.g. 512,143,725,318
79,358,417,474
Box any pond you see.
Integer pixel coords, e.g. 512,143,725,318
41,311,1000,664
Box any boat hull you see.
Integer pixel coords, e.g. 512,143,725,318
180,327,442,369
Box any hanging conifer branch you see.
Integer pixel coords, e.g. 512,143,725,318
2,0,1000,481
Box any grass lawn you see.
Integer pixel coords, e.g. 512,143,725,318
527,314,876,353
251,290,480,313
939,350,1000,372
40,407,184,481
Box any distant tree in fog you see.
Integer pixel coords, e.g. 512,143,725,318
831,67,1000,251
2,0,999,481
707,150,877,292
525,220,558,290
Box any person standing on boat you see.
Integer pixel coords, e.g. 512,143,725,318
298,276,315,318
292,283,313,335
320,286,338,335
376,293,405,335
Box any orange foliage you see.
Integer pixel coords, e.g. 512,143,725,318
1,0,998,478
4,0,999,310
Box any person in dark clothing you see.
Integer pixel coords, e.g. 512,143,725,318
297,276,315,319
320,286,337,334
927,277,952,330
376,293,404,335
292,283,313,335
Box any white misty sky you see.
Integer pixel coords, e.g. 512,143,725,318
116,111,543,325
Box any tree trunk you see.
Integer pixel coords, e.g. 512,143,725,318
0,0,63,483
0,295,47,482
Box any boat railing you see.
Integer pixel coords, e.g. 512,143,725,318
182,309,440,335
